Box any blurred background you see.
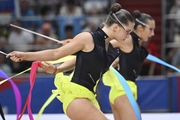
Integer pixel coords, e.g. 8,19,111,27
0,0,180,118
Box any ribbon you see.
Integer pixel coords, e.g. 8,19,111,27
35,54,180,120
35,93,58,120
35,56,76,120
109,66,141,120
2,53,180,120
18,62,41,120
0,69,22,120
0,102,5,120
18,55,76,120
0,55,75,85
147,54,180,72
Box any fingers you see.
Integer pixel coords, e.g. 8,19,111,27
9,56,22,62
40,62,55,74
57,39,71,46
6,51,23,62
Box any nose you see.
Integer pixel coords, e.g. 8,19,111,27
151,30,155,36
125,34,130,39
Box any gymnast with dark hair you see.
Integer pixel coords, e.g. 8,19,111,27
105,10,155,120
7,3,134,120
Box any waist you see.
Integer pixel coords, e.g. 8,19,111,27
71,77,98,94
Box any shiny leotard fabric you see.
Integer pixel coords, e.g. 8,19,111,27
103,32,149,104
53,28,119,114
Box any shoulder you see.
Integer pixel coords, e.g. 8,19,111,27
141,46,149,56
110,39,119,48
73,32,93,44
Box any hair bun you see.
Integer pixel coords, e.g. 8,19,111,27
133,10,141,18
110,3,122,13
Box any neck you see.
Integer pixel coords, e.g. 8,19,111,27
133,30,143,45
102,26,113,41
102,27,112,50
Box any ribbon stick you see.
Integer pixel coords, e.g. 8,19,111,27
0,51,8,56
0,68,31,85
146,54,180,73
0,69,22,120
10,24,60,43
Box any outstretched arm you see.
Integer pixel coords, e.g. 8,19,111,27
7,32,91,62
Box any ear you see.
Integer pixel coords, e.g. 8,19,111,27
113,23,119,32
137,25,144,32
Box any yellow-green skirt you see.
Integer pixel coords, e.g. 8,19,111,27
102,70,137,104
52,73,100,114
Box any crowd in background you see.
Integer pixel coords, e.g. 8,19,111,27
0,0,179,76
0,0,111,74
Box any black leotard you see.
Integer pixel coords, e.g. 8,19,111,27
118,32,149,82
71,28,119,93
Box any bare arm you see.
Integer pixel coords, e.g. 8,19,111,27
7,32,92,62
56,58,76,73
40,57,76,74
111,57,120,70
148,62,156,75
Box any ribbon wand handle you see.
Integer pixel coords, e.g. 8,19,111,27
10,24,60,43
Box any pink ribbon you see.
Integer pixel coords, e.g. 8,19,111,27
0,69,22,120
18,61,41,120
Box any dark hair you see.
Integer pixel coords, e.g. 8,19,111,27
66,0,75,5
105,3,134,27
40,5,51,15
65,24,73,31
133,10,154,29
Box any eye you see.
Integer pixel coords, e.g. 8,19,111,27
149,28,153,31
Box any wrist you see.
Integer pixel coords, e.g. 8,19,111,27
53,65,58,74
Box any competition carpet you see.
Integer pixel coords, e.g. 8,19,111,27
4,113,180,120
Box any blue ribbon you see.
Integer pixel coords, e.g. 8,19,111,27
109,54,180,120
146,54,180,73
110,66,142,120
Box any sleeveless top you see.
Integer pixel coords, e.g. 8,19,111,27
71,28,120,93
118,32,149,82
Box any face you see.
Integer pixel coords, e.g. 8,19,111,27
140,19,155,42
114,22,134,42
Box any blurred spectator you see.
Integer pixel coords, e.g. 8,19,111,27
12,0,36,29
35,22,58,48
40,5,56,22
59,0,83,16
172,48,180,69
0,54,12,74
168,0,180,42
30,0,63,6
0,36,12,74
83,0,108,15
0,36,8,53
38,5,58,34
8,19,35,52
9,60,32,73
64,24,74,39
